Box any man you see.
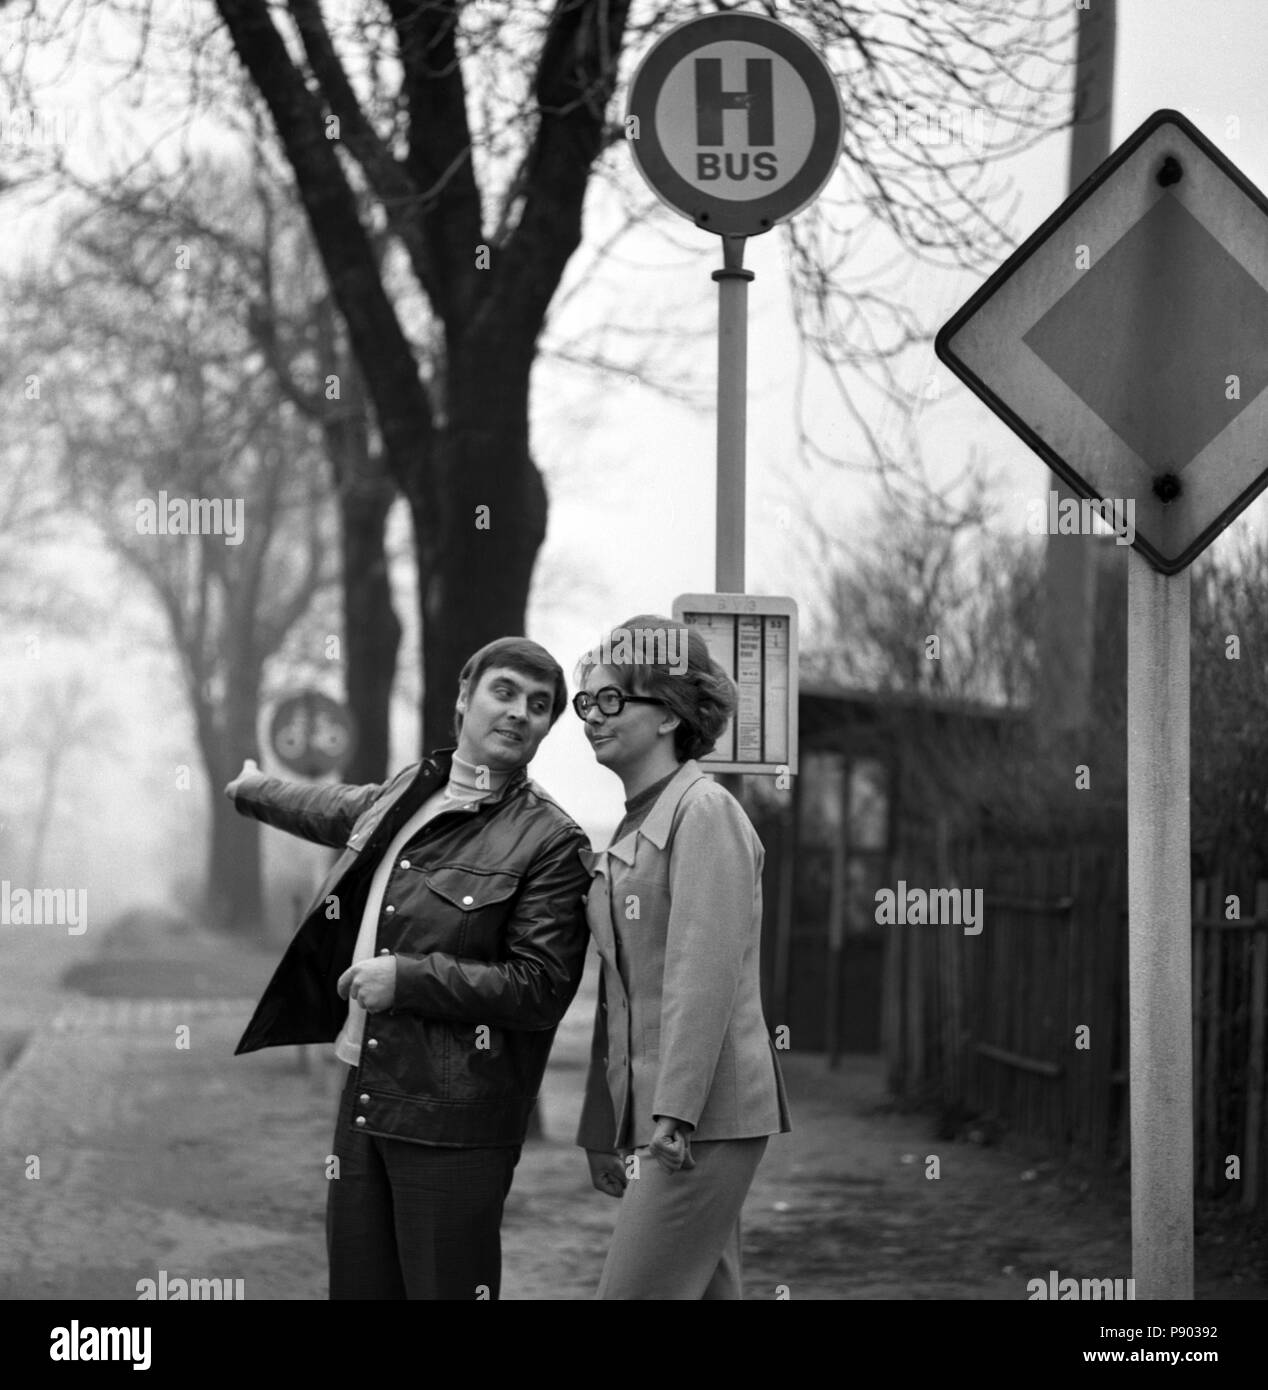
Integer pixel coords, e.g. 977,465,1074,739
225,637,590,1300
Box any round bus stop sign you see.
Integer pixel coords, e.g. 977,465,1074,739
269,691,356,778
626,13,844,238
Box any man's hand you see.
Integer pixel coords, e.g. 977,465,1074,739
648,1115,696,1174
586,1150,627,1199
224,758,262,801
337,957,397,1013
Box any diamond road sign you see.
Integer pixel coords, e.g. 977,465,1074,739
626,13,844,238
936,109,1268,574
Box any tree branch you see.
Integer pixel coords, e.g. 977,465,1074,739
213,0,434,506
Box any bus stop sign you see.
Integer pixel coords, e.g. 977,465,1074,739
627,13,843,238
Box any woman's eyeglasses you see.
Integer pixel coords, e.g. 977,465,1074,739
572,686,665,719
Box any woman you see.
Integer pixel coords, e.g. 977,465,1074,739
574,614,791,1300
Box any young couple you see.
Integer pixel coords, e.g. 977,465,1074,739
226,615,789,1300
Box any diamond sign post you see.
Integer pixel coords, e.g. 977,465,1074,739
937,109,1268,1298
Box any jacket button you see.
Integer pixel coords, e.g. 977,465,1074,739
355,1116,366,1127
385,904,395,914
399,859,410,869
367,1039,379,1050
462,895,474,906
359,1093,370,1104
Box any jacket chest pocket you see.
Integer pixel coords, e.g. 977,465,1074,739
418,867,522,958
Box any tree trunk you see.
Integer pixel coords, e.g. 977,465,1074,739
201,681,265,934
341,479,399,784
24,741,69,885
205,783,264,935
324,389,400,785
417,347,546,751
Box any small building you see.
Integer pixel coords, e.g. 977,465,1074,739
743,679,1026,1057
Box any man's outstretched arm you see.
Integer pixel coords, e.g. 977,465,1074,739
225,758,384,849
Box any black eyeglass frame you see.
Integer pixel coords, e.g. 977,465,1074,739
571,686,666,719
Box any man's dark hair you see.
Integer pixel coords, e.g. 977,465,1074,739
452,637,569,740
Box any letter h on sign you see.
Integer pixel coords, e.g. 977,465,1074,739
695,59,774,145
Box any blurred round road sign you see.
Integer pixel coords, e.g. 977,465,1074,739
269,691,356,777
626,12,843,238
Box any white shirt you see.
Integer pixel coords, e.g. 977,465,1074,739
333,756,509,1065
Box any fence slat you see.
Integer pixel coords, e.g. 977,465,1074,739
1242,885,1268,1210
1204,875,1224,1193
882,845,1267,1207
1192,878,1208,1185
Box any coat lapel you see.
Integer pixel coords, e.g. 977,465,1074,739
580,847,618,965
581,762,708,968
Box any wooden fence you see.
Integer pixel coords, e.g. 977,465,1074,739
882,840,1268,1209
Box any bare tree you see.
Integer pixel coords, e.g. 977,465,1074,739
8,0,1074,747
2,198,339,933
19,670,118,883
45,146,405,783
801,476,1042,703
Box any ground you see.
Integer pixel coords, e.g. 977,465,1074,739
0,907,1263,1302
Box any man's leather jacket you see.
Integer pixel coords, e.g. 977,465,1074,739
232,748,591,1147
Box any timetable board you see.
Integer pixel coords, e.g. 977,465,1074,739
672,594,798,776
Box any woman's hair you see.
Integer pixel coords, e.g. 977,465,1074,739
574,613,736,762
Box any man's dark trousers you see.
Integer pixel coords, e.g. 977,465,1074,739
326,1067,522,1300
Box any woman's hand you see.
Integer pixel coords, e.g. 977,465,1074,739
586,1150,627,1199
224,757,262,800
648,1115,696,1174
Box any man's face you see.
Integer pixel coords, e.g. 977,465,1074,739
454,665,556,772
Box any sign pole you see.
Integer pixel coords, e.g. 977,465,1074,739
627,13,836,797
712,234,751,800
1126,548,1194,1298
937,107,1268,1297
713,233,752,595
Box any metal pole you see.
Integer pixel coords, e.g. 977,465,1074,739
1126,549,1193,1298
713,233,751,594
712,233,752,803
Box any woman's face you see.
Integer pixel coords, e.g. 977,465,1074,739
580,665,672,775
